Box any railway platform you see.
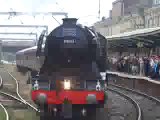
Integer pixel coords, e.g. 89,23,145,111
107,71,160,84
107,71,160,99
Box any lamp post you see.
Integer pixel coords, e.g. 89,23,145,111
98,0,101,20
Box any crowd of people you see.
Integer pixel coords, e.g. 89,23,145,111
108,55,160,80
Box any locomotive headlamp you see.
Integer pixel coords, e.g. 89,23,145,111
64,79,71,90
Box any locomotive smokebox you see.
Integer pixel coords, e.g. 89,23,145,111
62,18,78,25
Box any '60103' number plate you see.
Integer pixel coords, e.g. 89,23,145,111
64,39,76,44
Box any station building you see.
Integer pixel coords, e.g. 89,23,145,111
94,0,160,57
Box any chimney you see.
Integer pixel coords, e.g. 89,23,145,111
62,18,78,25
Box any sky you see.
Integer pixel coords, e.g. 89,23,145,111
0,0,115,26
0,0,115,41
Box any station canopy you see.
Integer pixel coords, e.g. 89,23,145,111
106,27,160,48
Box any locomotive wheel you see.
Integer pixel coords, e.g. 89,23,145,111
85,105,97,120
39,105,52,120
40,112,50,120
72,105,97,120
72,105,107,120
39,105,62,120
72,105,84,120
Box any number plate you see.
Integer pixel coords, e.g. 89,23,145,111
64,39,76,44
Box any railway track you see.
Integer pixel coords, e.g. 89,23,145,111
0,66,38,120
0,102,9,120
3,64,158,120
107,87,141,120
0,73,9,120
108,83,160,120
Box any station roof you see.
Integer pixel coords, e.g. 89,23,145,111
106,27,160,40
106,26,160,48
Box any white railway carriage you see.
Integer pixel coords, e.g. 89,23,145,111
16,45,45,77
16,30,46,84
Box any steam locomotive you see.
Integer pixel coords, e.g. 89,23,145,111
16,18,108,120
